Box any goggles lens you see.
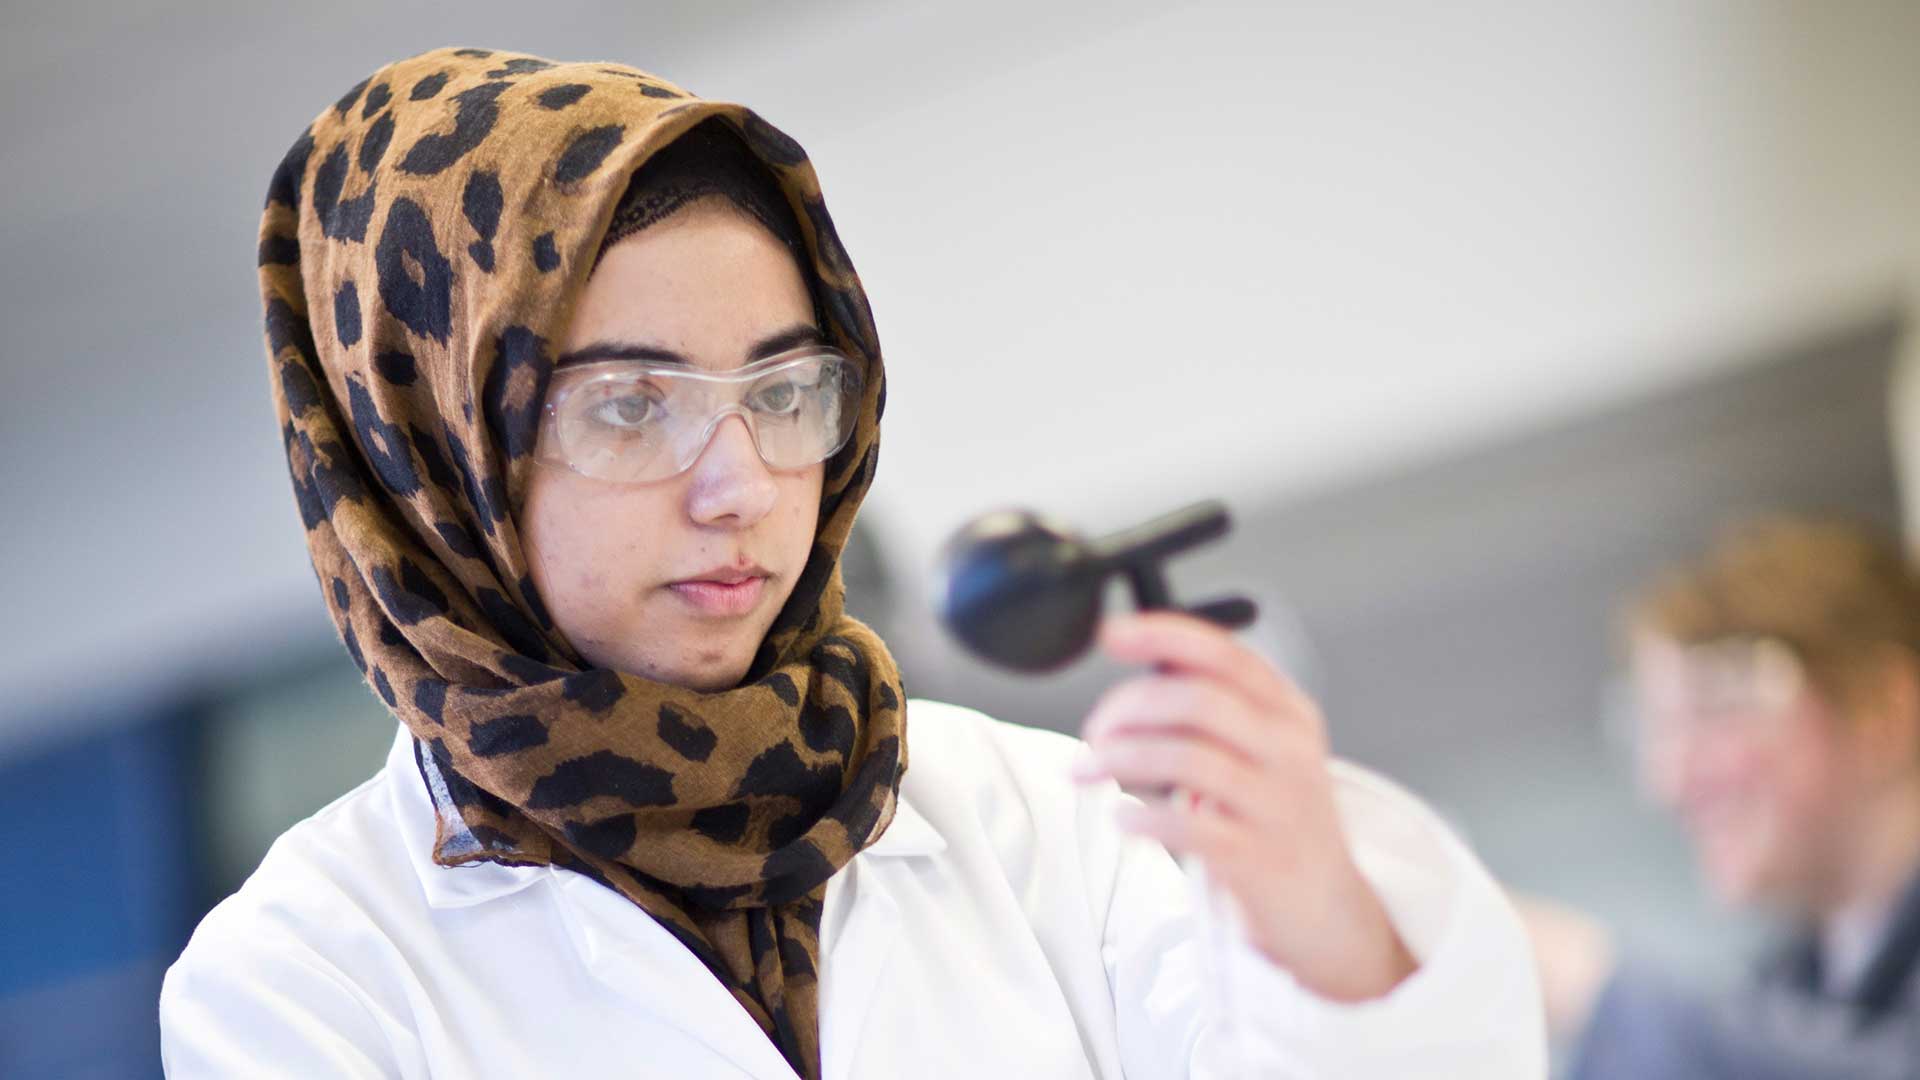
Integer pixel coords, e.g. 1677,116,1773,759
535,349,863,483
1631,635,1808,747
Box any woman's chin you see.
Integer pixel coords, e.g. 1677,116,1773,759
567,635,747,692
655,635,762,692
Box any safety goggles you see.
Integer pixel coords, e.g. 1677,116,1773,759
1628,635,1809,749
533,348,863,484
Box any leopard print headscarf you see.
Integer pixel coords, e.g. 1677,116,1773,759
258,45,905,1080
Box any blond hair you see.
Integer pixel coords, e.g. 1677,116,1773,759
1623,517,1920,714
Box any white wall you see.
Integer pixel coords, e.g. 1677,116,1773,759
3,0,1916,747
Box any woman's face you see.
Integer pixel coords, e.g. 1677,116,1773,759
522,198,825,691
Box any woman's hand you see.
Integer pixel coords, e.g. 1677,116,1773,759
1072,609,1417,1002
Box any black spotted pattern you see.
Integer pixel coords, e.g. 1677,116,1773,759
409,424,457,490
309,435,370,511
410,71,449,100
399,81,509,176
519,573,553,630
797,700,855,763
414,678,449,723
476,586,550,662
434,519,484,559
553,124,624,183
764,673,799,706
537,83,591,109
462,169,502,272
342,621,367,671
657,705,717,762
442,425,502,533
482,325,550,460
334,76,371,117
740,111,805,166
828,735,899,846
562,668,626,712
735,743,839,807
361,81,392,119
265,129,314,210
469,714,550,757
532,231,560,272
684,882,754,910
565,815,638,860
500,654,563,685
358,112,395,173
691,803,750,844
281,426,325,529
372,667,398,706
345,376,419,496
761,841,835,906
374,197,453,343
258,234,300,265
526,750,677,810
312,142,378,242
333,280,362,347
371,560,449,625
487,57,555,79
373,350,417,386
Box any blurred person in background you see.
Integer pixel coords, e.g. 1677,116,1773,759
1524,518,1920,1078
156,46,1542,1077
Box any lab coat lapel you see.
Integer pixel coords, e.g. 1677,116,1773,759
820,861,901,1080
820,794,946,1080
550,869,802,1080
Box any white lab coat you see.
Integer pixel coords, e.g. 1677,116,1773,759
158,698,1545,1078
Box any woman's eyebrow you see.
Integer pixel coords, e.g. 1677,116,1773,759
745,323,825,361
556,323,825,369
556,341,686,367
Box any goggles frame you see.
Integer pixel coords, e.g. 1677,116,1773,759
533,346,863,485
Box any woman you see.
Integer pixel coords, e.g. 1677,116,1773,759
160,45,1544,1078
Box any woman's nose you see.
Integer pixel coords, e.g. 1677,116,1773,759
683,413,778,527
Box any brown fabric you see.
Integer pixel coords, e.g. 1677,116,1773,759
258,45,905,1080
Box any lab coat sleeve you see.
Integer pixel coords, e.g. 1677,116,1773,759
158,898,412,1078
1085,754,1548,1079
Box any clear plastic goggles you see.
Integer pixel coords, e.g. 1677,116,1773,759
1630,635,1809,749
534,348,863,484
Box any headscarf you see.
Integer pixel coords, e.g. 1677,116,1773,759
258,45,906,1080
594,115,816,275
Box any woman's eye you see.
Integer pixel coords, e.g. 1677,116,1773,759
589,393,660,428
748,378,803,415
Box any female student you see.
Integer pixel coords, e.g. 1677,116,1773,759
159,45,1544,1078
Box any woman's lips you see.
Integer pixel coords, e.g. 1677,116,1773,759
667,575,767,617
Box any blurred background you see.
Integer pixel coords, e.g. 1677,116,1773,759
3,1,1918,1075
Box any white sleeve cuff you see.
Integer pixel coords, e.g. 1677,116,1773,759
1190,761,1548,1078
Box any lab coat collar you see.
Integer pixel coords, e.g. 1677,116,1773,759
861,780,946,858
384,723,946,912
385,724,545,910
